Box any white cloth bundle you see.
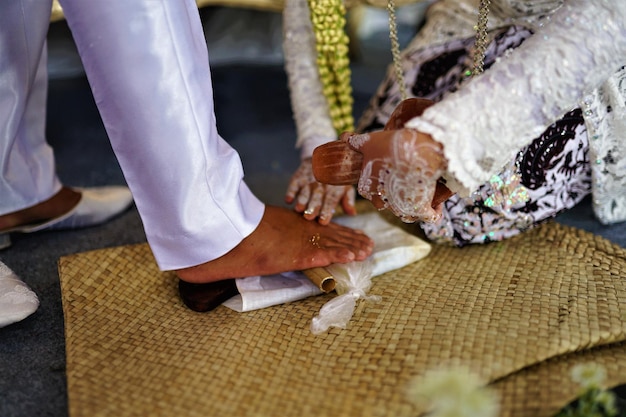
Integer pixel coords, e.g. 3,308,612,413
0,262,39,328
222,212,431,332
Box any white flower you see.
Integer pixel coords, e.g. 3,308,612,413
571,363,607,389
407,367,499,417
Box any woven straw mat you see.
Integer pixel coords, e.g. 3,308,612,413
58,220,626,417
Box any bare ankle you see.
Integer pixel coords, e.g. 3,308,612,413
0,187,81,231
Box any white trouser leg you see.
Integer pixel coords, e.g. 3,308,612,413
0,0,62,215
59,0,265,270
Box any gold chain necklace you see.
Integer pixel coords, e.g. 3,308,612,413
386,0,408,100
469,0,491,76
387,0,491,99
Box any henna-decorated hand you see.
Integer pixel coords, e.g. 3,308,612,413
285,158,356,225
343,128,447,223
311,98,453,223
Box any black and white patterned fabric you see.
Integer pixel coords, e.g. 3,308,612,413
357,26,591,246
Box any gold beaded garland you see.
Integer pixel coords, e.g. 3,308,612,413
307,0,355,134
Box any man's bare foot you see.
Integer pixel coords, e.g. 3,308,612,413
175,205,374,283
0,187,81,231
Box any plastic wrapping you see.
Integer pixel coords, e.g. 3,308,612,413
310,259,381,334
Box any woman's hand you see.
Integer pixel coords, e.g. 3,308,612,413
343,128,447,223
285,158,356,225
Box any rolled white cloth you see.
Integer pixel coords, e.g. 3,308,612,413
223,212,431,333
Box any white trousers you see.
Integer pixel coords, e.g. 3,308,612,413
0,0,265,270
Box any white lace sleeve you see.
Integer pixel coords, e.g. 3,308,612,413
405,0,626,196
584,66,626,224
283,0,337,159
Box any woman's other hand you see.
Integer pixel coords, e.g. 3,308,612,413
285,158,357,225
